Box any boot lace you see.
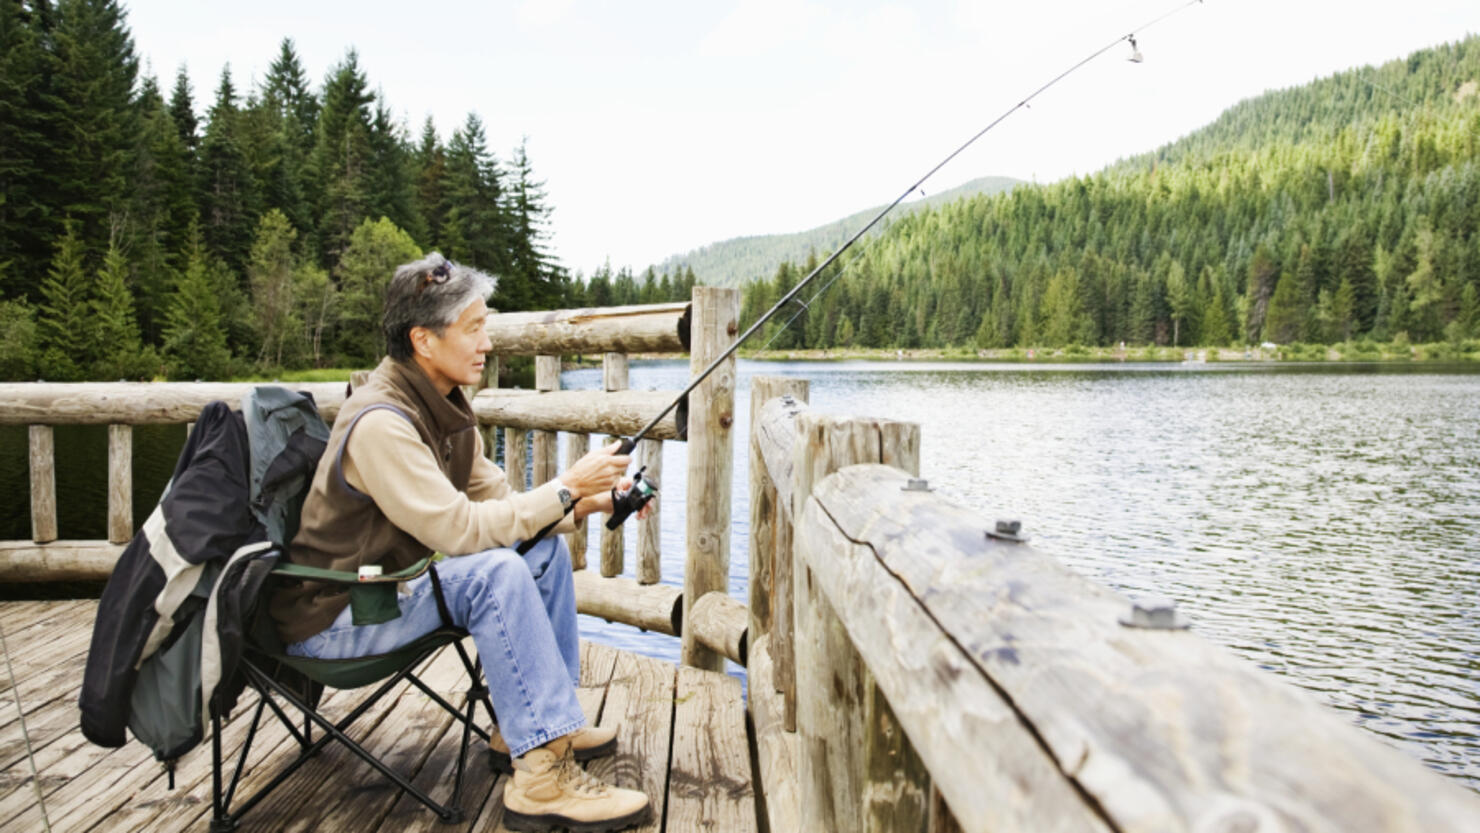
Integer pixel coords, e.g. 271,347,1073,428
556,757,613,798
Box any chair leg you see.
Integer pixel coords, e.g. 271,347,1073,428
211,710,235,833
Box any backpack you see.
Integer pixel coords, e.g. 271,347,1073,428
79,386,331,769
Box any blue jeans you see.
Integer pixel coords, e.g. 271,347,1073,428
284,537,585,758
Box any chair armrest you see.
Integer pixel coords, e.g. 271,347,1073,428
272,555,439,585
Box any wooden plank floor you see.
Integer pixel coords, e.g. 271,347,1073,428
0,600,758,833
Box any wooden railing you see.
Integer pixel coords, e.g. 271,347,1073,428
743,379,1480,833
0,289,748,668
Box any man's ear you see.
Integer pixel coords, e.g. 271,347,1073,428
409,325,434,358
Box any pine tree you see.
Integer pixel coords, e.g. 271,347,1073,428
0,0,57,296
167,64,199,153
36,223,92,380
505,138,559,309
197,66,257,273
414,117,447,249
1164,260,1195,346
311,51,374,263
441,113,509,296
163,230,232,379
90,240,154,379
1262,271,1304,344
1201,268,1232,346
46,0,142,253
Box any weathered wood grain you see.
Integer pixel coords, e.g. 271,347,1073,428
803,463,1480,833
667,666,756,833
586,651,675,833
790,413,928,833
635,438,663,585
564,433,591,570
746,378,809,649
747,636,800,833
600,353,630,578
0,541,119,582
531,356,561,489
572,570,683,636
107,424,132,543
28,426,56,544
485,301,690,356
682,286,739,671
0,382,347,425
750,382,810,716
687,591,748,667
471,388,686,440
504,428,527,492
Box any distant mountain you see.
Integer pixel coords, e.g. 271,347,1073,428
653,176,1023,287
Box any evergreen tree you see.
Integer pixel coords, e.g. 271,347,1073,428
366,94,421,242
506,138,559,309
197,66,257,273
46,0,141,251
441,113,509,295
167,64,198,153
132,82,196,340
414,117,447,249
1262,271,1304,344
0,0,56,296
259,38,316,239
36,223,91,380
90,240,154,378
1165,260,1195,346
163,230,232,379
1201,267,1232,346
311,51,374,263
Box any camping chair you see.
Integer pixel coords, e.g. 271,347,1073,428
209,551,496,832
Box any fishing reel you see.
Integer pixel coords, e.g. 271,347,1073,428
607,466,658,530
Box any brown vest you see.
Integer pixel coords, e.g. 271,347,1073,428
268,357,480,644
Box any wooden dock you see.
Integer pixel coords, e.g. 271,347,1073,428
0,600,757,833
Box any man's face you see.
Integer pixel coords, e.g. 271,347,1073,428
416,298,491,393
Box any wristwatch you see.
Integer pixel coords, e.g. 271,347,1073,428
555,480,575,513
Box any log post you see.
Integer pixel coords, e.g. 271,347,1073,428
600,353,629,578
682,286,739,671
747,378,809,692
564,432,590,570
532,356,560,486
107,424,132,544
479,356,500,459
791,412,923,832
636,438,663,585
505,428,528,492
29,425,56,544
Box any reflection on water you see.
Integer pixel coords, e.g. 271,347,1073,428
567,360,1480,792
2,361,1476,790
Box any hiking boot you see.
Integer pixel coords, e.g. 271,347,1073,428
489,724,618,774
502,738,651,833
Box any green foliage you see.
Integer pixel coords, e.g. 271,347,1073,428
36,224,92,381
90,242,155,379
163,233,232,379
0,296,38,379
0,15,569,380
734,37,1480,353
333,217,421,364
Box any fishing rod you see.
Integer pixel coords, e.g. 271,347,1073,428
521,0,1206,549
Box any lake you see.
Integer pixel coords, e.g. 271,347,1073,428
2,360,1477,791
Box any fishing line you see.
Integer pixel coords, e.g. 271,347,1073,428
625,0,1206,447
0,619,51,831
521,0,1206,547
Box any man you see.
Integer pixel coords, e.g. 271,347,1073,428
269,253,651,832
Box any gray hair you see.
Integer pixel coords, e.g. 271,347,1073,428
382,252,497,361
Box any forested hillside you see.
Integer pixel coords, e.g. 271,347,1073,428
654,176,1022,288
0,0,690,382
739,37,1480,352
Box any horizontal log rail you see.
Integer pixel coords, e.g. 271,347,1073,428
790,462,1480,832
485,301,691,355
471,388,687,440
0,382,349,425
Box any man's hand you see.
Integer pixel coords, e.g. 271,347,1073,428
573,477,654,523
560,440,630,502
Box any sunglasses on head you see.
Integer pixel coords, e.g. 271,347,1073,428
420,260,454,291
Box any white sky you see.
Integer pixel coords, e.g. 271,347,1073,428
125,0,1478,276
